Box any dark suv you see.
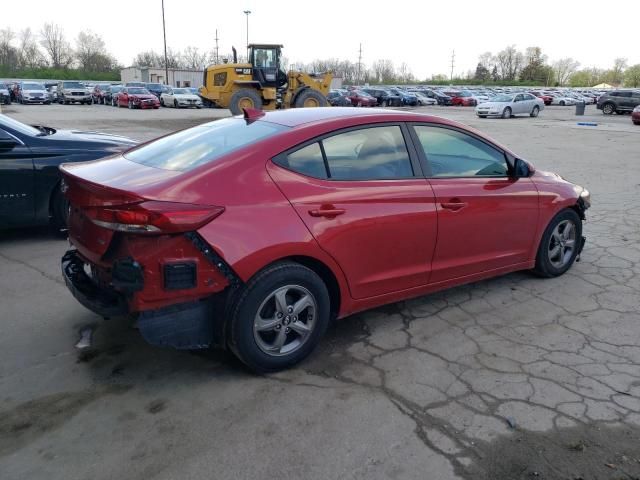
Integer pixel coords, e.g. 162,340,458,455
362,88,402,107
597,90,640,115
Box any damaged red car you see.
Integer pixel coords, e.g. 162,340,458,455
117,87,160,109
61,108,590,372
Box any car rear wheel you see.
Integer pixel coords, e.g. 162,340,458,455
530,106,540,117
602,103,615,115
174,99,179,108
227,261,330,373
533,209,582,278
559,101,565,106
501,107,511,119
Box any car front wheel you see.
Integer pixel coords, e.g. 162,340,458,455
228,262,330,373
602,103,615,115
533,208,582,278
530,106,540,117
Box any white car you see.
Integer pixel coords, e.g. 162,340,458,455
413,92,437,106
475,92,544,118
549,94,576,106
160,87,203,108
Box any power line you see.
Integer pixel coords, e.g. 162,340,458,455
215,29,219,64
357,43,362,85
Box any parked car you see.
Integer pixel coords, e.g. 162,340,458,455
423,89,452,106
145,83,167,99
446,90,477,107
160,87,203,108
17,82,51,104
327,90,352,107
59,107,590,372
362,88,402,107
117,87,160,109
413,91,437,106
530,92,552,105
0,114,137,230
105,85,123,106
0,84,10,105
57,81,92,104
596,90,640,115
476,93,544,119
92,84,111,104
547,93,576,106
633,105,640,125
347,90,377,107
388,88,418,106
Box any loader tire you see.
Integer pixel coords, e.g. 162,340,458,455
294,89,328,108
229,89,263,115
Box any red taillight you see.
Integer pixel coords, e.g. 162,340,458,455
86,201,224,234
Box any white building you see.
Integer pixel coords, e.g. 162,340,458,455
120,67,204,88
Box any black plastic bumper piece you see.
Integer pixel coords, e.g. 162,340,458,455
137,300,214,350
61,249,128,318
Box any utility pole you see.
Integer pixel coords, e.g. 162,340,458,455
450,50,455,83
357,43,362,85
243,10,251,60
162,0,169,85
215,29,219,64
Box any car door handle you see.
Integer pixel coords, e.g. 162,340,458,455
441,202,467,211
308,207,346,218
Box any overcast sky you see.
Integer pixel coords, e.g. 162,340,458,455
5,0,640,78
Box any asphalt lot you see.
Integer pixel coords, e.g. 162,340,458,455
1,102,640,480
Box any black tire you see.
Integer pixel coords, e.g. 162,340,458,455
381,99,388,107
160,97,165,106
501,107,511,119
294,89,328,108
229,88,263,115
602,103,615,115
532,208,582,278
227,261,330,373
530,106,540,117
50,185,70,232
559,101,565,106
174,99,179,108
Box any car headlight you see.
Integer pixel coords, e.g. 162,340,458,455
580,188,591,209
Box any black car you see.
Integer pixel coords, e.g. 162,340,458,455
0,114,137,230
327,90,352,107
596,89,640,115
362,88,402,107
104,85,123,106
423,89,452,106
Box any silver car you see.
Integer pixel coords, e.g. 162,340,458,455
475,93,544,118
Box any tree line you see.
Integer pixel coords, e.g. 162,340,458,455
464,45,640,88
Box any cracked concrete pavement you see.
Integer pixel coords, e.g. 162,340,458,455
1,104,639,479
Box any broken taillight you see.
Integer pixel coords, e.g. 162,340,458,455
85,201,224,234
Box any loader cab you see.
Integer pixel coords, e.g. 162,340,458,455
248,44,286,88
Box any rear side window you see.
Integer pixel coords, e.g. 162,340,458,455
124,118,289,171
274,125,414,181
413,126,508,177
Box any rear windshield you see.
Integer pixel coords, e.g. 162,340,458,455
124,118,289,171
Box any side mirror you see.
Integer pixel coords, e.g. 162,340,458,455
513,158,531,177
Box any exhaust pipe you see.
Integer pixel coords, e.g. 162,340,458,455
232,47,237,64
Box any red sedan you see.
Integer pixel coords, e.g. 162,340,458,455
60,108,590,372
530,92,553,106
347,90,377,107
117,87,160,109
445,91,477,106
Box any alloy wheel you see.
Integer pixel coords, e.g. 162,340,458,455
253,285,317,357
548,219,577,269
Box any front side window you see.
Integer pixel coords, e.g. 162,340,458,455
413,126,508,178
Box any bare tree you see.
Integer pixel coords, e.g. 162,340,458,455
75,30,115,71
610,57,628,85
182,46,207,69
17,28,44,69
40,23,73,68
553,58,580,86
0,28,19,70
370,59,395,84
397,62,414,83
495,45,523,81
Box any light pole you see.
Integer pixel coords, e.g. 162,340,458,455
162,0,169,85
243,10,251,60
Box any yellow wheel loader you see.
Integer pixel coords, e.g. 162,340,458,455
199,44,332,114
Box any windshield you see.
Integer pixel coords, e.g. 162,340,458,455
0,113,42,136
128,88,150,95
172,88,188,94
491,94,514,102
124,118,290,171
62,81,84,89
23,83,45,90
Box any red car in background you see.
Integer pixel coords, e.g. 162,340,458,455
347,90,377,107
117,87,160,109
530,92,553,105
444,90,477,106
92,84,111,104
60,107,590,372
